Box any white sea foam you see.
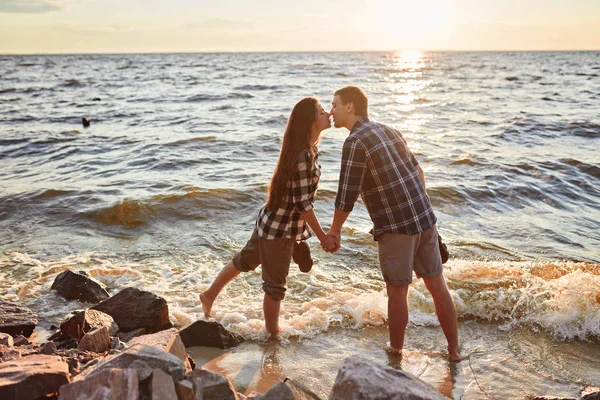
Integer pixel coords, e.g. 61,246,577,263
1,252,598,340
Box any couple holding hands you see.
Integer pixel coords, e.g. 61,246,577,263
200,86,461,361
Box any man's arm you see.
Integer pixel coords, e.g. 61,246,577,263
330,139,367,251
416,164,426,190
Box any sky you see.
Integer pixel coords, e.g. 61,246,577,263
1,0,599,54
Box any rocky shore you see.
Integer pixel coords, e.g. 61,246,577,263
1,269,598,400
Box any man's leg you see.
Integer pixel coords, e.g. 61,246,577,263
386,283,410,352
422,274,461,361
263,293,281,335
199,260,240,317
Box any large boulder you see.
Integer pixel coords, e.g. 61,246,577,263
148,368,178,399
180,320,244,349
261,382,294,399
188,369,239,400
77,344,186,382
129,328,192,372
92,288,172,333
60,309,118,340
59,367,138,400
0,298,38,337
0,354,70,400
51,270,110,303
329,355,447,400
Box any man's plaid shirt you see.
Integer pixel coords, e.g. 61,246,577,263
335,117,436,239
257,147,321,240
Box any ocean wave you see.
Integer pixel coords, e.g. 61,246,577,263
234,84,297,91
1,252,597,341
85,187,265,227
185,92,253,102
60,79,84,87
448,158,486,167
503,118,600,139
561,158,600,180
260,115,288,126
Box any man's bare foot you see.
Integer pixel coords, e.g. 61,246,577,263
448,346,463,362
385,344,403,356
199,292,213,318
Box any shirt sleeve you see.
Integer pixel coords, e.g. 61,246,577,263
395,129,419,167
291,150,314,213
335,138,367,212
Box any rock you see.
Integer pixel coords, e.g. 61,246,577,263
0,333,13,347
0,298,38,337
60,309,118,340
582,389,600,400
59,367,138,400
583,393,600,400
0,354,70,400
2,348,22,362
149,368,178,399
56,338,79,350
129,328,187,363
13,335,30,346
117,328,147,342
78,326,111,353
261,382,293,400
187,355,196,371
129,359,153,381
530,397,576,400
77,343,186,382
188,369,239,400
92,288,172,333
41,341,57,355
111,337,126,351
329,355,446,400
175,379,194,400
51,269,109,304
180,320,244,349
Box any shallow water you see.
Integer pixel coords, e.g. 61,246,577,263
1,51,599,397
190,323,600,399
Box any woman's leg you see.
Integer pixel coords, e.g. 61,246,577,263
200,230,262,317
199,260,240,317
259,237,293,336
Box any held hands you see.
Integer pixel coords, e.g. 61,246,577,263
320,230,341,253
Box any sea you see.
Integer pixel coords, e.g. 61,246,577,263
1,51,599,399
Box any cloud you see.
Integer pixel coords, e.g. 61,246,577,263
0,0,65,13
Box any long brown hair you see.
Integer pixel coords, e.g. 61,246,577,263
266,97,318,210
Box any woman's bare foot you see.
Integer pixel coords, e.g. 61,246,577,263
199,292,213,317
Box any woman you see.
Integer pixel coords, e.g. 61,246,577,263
200,97,335,335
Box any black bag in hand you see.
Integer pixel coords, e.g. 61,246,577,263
438,234,449,264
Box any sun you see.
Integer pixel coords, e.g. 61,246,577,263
381,0,446,38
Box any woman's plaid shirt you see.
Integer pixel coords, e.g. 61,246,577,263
256,148,321,240
334,117,436,239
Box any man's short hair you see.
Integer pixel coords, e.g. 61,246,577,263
334,86,368,117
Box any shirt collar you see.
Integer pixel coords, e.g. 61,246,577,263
350,116,370,135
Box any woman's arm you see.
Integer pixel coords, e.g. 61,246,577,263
300,209,336,251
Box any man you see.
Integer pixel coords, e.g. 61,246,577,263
327,86,461,361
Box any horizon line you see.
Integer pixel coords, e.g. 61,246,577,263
2,48,600,56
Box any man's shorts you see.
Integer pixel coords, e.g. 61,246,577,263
377,224,443,286
232,229,294,301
